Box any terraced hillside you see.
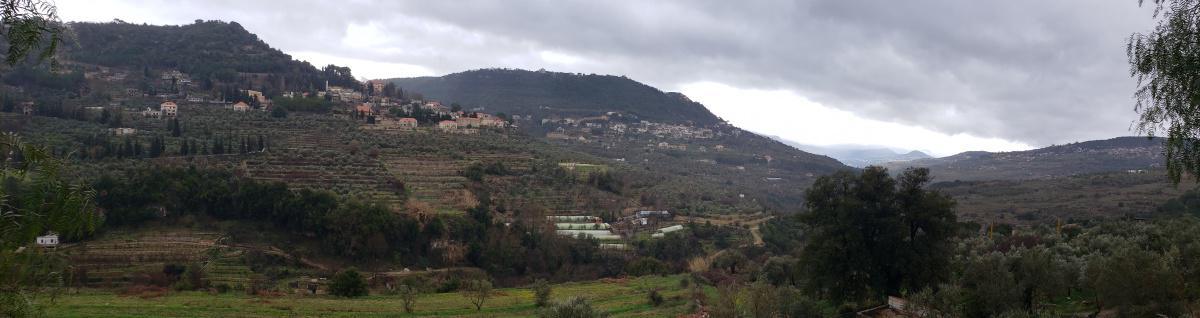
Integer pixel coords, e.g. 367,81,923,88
62,230,222,288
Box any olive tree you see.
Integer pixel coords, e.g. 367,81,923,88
463,279,492,312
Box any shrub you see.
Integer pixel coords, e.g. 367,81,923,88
533,279,552,307
398,284,418,313
538,297,609,318
462,279,493,311
625,257,668,277
648,289,664,307
329,268,369,298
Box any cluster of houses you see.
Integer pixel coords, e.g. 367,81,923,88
320,85,362,102
437,113,507,132
141,101,178,118
541,115,726,140
358,99,509,133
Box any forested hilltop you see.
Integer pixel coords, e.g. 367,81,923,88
66,20,358,92
387,69,722,125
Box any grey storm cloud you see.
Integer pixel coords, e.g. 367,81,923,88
64,0,1158,146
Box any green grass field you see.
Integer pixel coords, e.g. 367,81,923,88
47,275,708,317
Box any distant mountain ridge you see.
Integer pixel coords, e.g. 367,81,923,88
385,69,722,125
769,137,932,167
882,136,1164,181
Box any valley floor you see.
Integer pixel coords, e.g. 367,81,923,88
46,275,706,318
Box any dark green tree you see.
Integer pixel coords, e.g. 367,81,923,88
170,118,181,137
329,268,368,298
270,105,287,118
799,167,956,304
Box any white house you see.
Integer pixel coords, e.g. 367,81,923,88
36,232,59,248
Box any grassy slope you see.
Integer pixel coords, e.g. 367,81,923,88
48,275,706,318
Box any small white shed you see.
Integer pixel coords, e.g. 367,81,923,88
36,232,59,247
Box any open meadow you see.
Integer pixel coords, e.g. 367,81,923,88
47,275,707,318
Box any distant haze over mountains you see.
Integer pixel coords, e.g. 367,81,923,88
881,136,1165,181
769,136,931,168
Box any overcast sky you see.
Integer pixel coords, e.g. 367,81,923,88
56,0,1157,156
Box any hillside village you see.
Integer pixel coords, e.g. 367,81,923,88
5,16,1199,318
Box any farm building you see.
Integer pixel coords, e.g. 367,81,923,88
548,215,598,222
636,210,672,219
557,230,621,241
552,222,609,229
651,224,686,238
36,232,59,247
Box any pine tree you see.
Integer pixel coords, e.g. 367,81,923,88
149,137,160,157
171,118,182,137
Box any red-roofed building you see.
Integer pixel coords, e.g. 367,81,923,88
438,120,458,130
160,101,178,117
398,117,418,128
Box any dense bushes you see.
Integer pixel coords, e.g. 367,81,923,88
329,268,368,298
